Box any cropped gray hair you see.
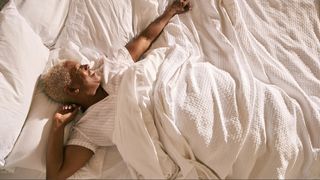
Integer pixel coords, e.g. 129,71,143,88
41,61,72,103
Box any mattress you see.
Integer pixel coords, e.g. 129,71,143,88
0,0,319,179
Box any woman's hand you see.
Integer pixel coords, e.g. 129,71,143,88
166,0,191,16
53,104,80,129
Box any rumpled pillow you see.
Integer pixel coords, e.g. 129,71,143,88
0,0,49,167
4,42,105,173
14,0,70,47
55,0,133,54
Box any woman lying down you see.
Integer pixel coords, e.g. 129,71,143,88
41,0,191,179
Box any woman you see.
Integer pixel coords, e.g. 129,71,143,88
42,0,191,179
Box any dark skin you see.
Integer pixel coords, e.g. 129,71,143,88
46,1,191,180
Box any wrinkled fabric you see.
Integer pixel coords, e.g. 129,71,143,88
113,0,320,179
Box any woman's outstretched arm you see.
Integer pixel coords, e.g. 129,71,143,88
126,0,191,62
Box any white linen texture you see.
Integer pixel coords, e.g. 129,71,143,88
0,0,49,167
0,0,319,179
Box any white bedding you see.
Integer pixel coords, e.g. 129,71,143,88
0,0,49,167
14,0,70,47
115,0,320,178
1,0,319,179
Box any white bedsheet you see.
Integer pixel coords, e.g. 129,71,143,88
114,0,320,179
1,0,319,179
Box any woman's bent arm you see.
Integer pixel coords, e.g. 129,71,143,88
46,105,93,180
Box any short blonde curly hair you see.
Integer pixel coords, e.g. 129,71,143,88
41,61,72,103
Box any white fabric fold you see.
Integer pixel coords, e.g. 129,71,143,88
113,0,320,179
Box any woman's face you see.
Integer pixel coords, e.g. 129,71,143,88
64,60,101,97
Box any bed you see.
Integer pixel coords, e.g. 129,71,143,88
0,0,319,179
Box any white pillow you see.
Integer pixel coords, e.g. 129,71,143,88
4,43,104,172
0,0,49,167
55,0,133,54
14,0,70,47
4,87,60,171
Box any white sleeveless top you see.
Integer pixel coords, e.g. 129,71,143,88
66,47,133,153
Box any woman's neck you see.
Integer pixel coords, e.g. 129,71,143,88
80,86,108,111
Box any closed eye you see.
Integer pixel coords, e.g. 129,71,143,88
80,64,89,71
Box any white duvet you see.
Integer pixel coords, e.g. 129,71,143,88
113,0,320,179
1,0,319,179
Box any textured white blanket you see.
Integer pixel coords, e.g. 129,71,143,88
113,0,320,179
3,0,317,179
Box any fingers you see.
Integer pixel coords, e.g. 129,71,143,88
184,2,191,11
175,0,192,12
58,104,80,113
54,104,80,124
60,104,80,117
178,0,190,7
62,104,78,111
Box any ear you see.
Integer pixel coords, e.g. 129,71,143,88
64,86,80,97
